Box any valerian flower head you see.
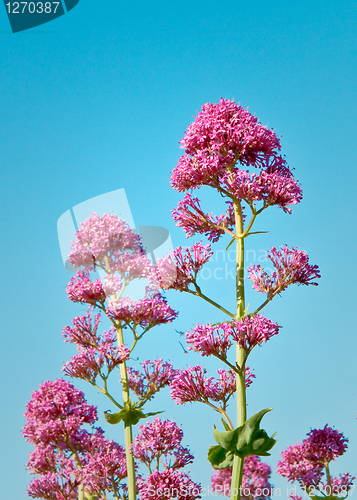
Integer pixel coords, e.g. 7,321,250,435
62,310,102,350
132,417,194,470
23,379,97,447
227,315,279,353
27,471,79,500
170,366,254,407
172,194,237,243
306,425,348,465
171,98,282,191
107,293,178,329
185,323,233,358
150,242,213,292
126,359,177,403
185,316,278,358
66,270,106,304
211,455,272,499
62,344,130,383
68,212,142,270
137,468,201,500
277,426,353,491
277,441,323,488
248,246,320,297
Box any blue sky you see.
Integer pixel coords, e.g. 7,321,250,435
0,0,356,497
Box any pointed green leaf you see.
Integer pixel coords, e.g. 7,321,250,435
221,418,231,432
104,410,125,425
143,411,164,418
208,445,235,469
213,425,239,451
212,408,277,458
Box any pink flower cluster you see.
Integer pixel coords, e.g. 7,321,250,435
23,380,128,499
171,99,282,191
170,366,254,407
66,270,106,305
170,99,302,215
277,425,354,493
138,468,201,500
132,417,193,470
248,246,321,297
127,359,178,403
150,242,213,292
23,379,97,447
133,418,200,500
186,315,279,358
107,293,178,329
172,194,237,243
211,455,272,499
62,311,130,383
68,212,142,269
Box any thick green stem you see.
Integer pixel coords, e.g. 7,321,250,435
116,325,136,500
325,462,332,500
230,200,247,500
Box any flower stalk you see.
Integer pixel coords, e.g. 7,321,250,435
116,324,137,500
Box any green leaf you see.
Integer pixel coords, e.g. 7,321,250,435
212,408,277,458
143,411,164,418
221,418,231,432
225,238,235,251
104,409,164,426
208,445,235,469
104,410,124,425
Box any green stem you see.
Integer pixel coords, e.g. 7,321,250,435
230,199,246,500
193,284,236,319
325,462,332,500
116,325,136,500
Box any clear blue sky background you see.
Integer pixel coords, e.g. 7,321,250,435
1,0,356,498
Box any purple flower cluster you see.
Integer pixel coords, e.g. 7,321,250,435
132,417,193,470
172,194,237,243
170,366,255,407
107,293,178,329
277,425,354,494
62,311,130,383
171,98,282,192
68,212,142,269
150,242,213,292
248,246,321,297
127,359,178,403
138,468,201,500
171,99,302,215
211,455,272,499
23,380,128,499
186,315,279,358
133,418,200,500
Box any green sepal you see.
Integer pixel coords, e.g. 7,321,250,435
208,445,235,469
104,409,164,426
212,408,277,459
